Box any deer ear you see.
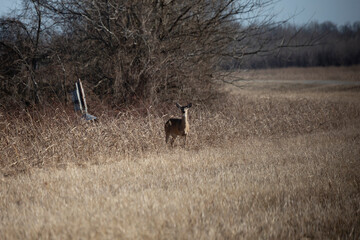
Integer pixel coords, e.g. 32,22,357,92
188,103,192,108
176,103,181,108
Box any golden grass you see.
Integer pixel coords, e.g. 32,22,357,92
1,66,360,239
229,65,360,81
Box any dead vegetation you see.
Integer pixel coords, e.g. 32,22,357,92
1,67,360,239
228,65,360,81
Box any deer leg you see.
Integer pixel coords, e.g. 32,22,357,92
170,135,176,147
165,132,169,144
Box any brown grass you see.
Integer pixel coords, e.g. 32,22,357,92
1,66,360,239
229,65,360,81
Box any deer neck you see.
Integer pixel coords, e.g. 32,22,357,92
181,110,189,133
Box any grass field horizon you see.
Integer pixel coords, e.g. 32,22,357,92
1,66,359,239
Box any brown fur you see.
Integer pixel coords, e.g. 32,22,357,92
165,103,192,147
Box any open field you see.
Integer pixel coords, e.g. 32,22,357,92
227,65,360,81
1,66,360,239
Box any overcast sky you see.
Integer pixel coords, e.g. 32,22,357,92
0,0,360,26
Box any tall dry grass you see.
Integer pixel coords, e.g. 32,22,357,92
1,67,360,239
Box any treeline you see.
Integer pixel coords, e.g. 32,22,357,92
240,21,360,69
0,0,356,110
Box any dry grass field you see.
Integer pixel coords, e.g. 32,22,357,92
1,66,360,239
227,65,360,81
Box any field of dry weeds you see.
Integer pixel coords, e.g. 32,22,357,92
1,66,360,239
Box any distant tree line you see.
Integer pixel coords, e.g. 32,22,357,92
234,21,360,69
0,0,350,110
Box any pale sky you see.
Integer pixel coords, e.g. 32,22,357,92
0,0,360,26
274,0,360,26
0,0,19,15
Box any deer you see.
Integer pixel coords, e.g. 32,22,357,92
165,103,192,147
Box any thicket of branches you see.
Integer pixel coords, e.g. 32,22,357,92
0,0,320,109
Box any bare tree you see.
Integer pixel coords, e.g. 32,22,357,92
0,0,49,106
39,0,302,103
1,0,318,108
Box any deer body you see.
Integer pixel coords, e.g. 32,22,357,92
165,103,192,147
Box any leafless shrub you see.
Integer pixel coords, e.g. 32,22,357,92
1,0,315,108
1,78,359,176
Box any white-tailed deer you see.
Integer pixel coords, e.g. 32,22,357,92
165,103,192,147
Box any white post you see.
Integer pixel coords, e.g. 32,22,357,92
75,80,83,113
78,79,88,114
